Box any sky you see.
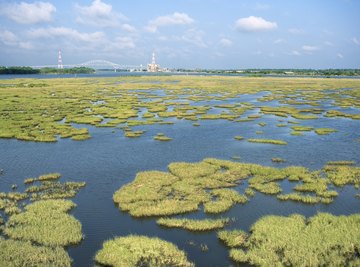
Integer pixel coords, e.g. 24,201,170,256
0,0,359,69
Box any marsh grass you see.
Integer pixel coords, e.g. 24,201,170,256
4,199,83,246
95,235,194,267
228,213,360,266
326,161,356,166
157,218,229,231
315,128,337,135
291,126,314,131
217,230,248,247
0,238,72,267
272,157,286,163
154,133,172,141
234,136,244,140
248,139,287,145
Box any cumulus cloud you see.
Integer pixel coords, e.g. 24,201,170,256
121,24,137,33
181,28,207,48
288,50,301,56
0,30,18,45
337,53,343,59
352,37,360,45
145,12,194,33
28,27,105,43
219,38,233,47
273,38,285,44
235,16,277,32
104,36,135,51
302,45,320,52
75,0,127,27
0,1,56,24
0,29,33,49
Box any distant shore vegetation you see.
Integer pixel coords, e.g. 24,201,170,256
0,66,95,75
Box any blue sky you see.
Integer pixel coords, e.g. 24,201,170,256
0,0,359,69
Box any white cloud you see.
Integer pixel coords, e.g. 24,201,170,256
145,12,194,33
75,0,127,27
181,29,207,48
0,1,56,24
352,37,360,45
288,28,303,35
288,50,301,56
273,38,285,44
235,16,277,32
302,45,320,52
0,30,33,49
121,24,136,33
28,27,105,43
104,36,135,50
0,30,18,45
219,38,233,47
337,53,343,59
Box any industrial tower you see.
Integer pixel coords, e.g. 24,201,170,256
57,50,63,69
147,52,160,72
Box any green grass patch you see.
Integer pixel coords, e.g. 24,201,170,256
291,126,314,131
248,139,287,145
217,230,248,247
157,218,229,231
315,127,337,135
95,235,194,267
229,213,360,266
234,135,244,140
0,237,72,267
4,199,83,246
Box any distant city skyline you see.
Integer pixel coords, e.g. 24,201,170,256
0,0,359,69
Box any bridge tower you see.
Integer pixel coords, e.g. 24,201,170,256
57,50,63,69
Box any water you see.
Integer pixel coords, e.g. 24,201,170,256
0,94,359,266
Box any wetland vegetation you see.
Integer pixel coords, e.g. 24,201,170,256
0,75,359,266
0,173,85,266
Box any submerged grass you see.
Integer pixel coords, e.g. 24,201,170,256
95,235,194,267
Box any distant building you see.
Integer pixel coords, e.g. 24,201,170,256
147,52,160,72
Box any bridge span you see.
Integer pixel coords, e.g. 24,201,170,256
32,59,143,71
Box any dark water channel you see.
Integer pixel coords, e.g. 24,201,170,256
0,92,359,266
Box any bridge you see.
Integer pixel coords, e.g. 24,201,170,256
32,60,144,71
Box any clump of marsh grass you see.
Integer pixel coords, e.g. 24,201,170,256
4,199,83,247
157,218,229,231
272,157,286,163
0,238,72,267
228,213,360,266
326,161,355,166
315,128,337,135
291,126,314,131
277,193,321,204
217,229,248,247
248,138,287,145
95,235,194,267
154,133,172,141
234,135,244,140
124,130,145,138
204,189,248,214
38,173,61,181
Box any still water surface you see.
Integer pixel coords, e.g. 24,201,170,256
0,91,359,266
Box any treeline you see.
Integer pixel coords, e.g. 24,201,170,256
0,66,40,74
40,67,95,74
0,66,95,75
199,69,360,76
